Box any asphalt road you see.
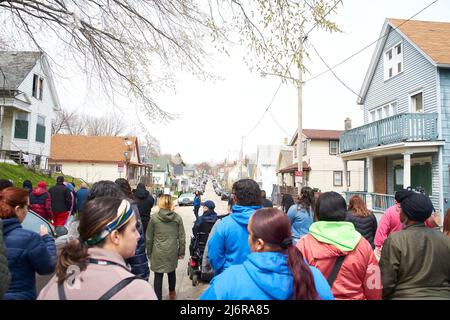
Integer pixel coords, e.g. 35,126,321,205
149,180,229,300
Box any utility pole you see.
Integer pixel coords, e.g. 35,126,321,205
239,136,244,179
296,36,304,195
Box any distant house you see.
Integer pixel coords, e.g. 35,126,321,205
0,51,60,169
256,145,282,195
340,18,450,216
49,135,151,184
278,129,364,193
146,157,170,188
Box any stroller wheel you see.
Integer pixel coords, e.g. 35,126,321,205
192,274,199,286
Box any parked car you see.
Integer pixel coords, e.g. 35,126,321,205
178,193,195,206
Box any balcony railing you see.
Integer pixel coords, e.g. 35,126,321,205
340,113,439,153
344,191,395,212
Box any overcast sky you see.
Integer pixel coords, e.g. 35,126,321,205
56,0,450,164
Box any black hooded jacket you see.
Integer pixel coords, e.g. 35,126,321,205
133,187,154,234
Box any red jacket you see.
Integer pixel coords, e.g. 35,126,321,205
297,234,382,300
30,188,53,221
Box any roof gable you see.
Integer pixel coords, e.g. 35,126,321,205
358,18,450,104
289,129,343,146
50,135,139,163
0,51,41,90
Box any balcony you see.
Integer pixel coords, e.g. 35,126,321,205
340,113,439,153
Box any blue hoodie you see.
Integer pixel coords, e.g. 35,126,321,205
207,204,261,275
200,252,334,300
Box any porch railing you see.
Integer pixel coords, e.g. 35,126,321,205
340,112,439,153
344,191,395,213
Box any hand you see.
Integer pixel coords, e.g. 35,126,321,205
178,256,184,260
40,225,49,236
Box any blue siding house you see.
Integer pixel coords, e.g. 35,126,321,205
339,18,450,221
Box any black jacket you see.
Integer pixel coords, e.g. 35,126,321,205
345,212,378,248
133,189,154,234
262,198,273,208
48,183,71,213
0,219,11,299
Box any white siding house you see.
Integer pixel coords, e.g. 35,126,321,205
0,52,60,169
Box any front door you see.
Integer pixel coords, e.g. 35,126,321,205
411,163,432,196
373,157,387,194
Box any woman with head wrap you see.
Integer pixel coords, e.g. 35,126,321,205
38,197,157,300
379,189,450,299
374,188,439,258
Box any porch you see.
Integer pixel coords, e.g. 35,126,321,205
340,112,439,153
343,191,395,213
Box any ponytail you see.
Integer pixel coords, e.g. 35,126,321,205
286,244,318,300
56,239,89,284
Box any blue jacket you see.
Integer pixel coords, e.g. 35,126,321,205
193,196,201,207
207,204,261,275
200,252,334,300
2,218,56,300
287,204,314,243
126,202,150,281
76,187,90,212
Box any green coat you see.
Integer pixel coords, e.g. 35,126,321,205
380,223,450,299
0,219,11,299
146,208,186,273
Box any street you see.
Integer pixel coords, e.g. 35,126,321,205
149,180,229,300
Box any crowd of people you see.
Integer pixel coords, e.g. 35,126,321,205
1,175,450,300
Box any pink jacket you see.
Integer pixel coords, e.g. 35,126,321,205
374,203,437,249
37,248,157,300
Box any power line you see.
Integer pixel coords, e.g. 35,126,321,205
309,41,363,99
304,0,439,83
268,110,291,136
243,0,343,139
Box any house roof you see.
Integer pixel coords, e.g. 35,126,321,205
147,158,170,172
0,51,41,90
358,18,450,104
388,18,450,66
289,129,343,146
278,161,311,174
50,135,139,163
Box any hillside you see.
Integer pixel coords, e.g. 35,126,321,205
0,163,84,188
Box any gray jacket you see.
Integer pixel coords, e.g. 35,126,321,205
0,219,11,299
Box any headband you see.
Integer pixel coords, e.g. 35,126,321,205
85,199,134,246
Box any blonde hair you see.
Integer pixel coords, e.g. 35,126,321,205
158,194,174,210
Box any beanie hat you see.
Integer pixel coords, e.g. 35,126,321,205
396,189,434,222
37,181,47,188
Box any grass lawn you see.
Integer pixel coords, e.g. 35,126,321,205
0,163,84,189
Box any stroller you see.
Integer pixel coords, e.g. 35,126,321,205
187,219,216,286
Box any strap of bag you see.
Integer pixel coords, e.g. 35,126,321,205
57,276,141,300
327,255,346,287
57,282,67,300
98,276,141,300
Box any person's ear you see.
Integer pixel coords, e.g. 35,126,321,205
109,230,121,245
255,238,265,252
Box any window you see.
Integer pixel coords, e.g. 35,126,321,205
36,115,46,143
303,140,307,156
411,91,423,113
384,42,403,80
38,78,44,100
369,101,398,123
14,112,29,139
347,171,351,187
32,74,38,98
333,171,343,187
31,74,44,100
329,140,339,155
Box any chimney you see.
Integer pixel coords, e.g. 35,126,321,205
283,137,288,145
345,117,352,131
